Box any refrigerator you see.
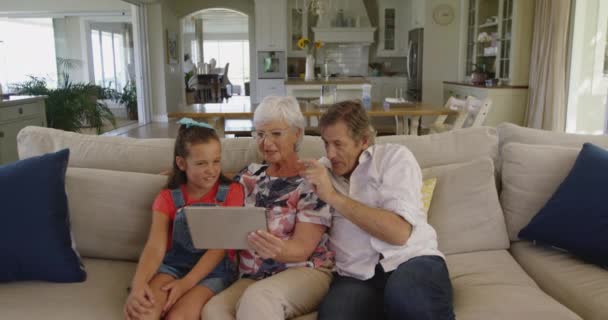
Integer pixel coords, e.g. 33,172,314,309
407,28,424,102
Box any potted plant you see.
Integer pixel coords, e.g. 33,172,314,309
13,76,116,134
117,81,137,120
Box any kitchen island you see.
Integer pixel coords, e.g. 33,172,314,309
285,77,371,102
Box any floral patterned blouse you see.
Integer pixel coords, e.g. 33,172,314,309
235,163,334,280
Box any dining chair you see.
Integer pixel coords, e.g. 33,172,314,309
428,96,492,133
188,74,221,103
220,63,232,101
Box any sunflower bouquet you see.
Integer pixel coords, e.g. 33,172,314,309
297,37,323,56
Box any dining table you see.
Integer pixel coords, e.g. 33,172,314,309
168,100,459,137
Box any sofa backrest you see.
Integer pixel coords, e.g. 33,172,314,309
497,123,608,151
18,126,499,173
18,125,503,261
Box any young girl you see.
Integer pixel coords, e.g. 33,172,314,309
124,118,244,320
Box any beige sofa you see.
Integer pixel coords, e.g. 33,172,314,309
1,123,606,319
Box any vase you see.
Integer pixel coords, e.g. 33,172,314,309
305,54,315,82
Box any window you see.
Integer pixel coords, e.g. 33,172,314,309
0,18,57,91
90,24,131,91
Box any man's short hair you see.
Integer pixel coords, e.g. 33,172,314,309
319,100,376,144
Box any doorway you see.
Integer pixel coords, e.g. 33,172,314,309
181,9,251,104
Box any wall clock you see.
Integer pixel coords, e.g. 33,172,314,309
432,4,455,26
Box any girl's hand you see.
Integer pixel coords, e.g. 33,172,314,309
161,279,193,314
248,230,286,260
124,284,155,319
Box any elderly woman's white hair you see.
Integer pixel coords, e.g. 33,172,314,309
253,96,306,150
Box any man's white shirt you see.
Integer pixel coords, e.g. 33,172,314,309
321,143,443,280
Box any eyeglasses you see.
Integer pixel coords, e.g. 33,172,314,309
251,127,292,142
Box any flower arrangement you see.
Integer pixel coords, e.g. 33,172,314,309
297,37,323,56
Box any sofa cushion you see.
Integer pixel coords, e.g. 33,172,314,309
422,158,509,255
378,126,499,169
497,123,608,152
66,168,166,261
0,149,86,283
519,143,608,267
511,241,608,320
500,143,580,240
447,250,581,319
0,258,134,320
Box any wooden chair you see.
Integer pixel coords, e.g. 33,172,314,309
220,63,232,101
428,96,492,133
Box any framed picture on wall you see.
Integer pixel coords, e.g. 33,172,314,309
166,30,178,65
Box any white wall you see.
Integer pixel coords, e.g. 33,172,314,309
422,0,464,108
566,0,607,134
162,1,183,115
146,3,169,121
0,0,130,13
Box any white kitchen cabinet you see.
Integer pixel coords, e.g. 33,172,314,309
287,0,310,57
369,77,408,102
0,97,47,165
443,82,528,126
257,80,286,102
377,0,409,57
410,0,426,29
255,0,287,51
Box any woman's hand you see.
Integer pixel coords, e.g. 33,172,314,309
248,230,286,260
124,284,155,319
161,279,193,314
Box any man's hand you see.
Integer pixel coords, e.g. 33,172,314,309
247,230,286,260
124,284,155,319
161,279,193,314
298,159,337,204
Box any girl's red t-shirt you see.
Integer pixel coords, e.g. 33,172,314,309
152,181,245,249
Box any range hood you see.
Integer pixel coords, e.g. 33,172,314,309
312,0,376,44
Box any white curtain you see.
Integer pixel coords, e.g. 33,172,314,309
525,0,571,131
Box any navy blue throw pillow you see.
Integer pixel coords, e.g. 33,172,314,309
519,143,608,267
0,149,86,282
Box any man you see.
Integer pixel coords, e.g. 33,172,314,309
300,101,454,320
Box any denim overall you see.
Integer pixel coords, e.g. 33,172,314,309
158,184,235,293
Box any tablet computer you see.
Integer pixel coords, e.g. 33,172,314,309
184,206,267,250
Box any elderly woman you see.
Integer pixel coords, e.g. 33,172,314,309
202,96,334,319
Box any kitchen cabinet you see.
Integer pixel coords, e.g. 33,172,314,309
287,0,312,57
443,82,528,126
255,0,287,51
256,80,286,103
377,0,409,57
0,97,47,165
464,0,534,85
369,76,408,102
410,0,426,29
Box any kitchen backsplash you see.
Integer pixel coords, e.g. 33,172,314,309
316,44,369,76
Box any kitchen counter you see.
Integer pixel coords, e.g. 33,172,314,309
285,77,371,85
443,81,528,89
